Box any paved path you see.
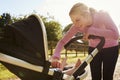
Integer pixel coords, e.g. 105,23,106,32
84,55,120,80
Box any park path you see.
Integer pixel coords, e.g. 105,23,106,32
84,55,120,80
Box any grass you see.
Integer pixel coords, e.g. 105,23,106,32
0,50,88,80
59,49,88,64
0,69,17,79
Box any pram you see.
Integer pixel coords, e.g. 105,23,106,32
0,14,105,80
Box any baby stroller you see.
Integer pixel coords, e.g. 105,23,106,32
0,14,105,80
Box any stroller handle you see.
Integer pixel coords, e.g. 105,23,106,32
88,35,105,51
69,35,105,80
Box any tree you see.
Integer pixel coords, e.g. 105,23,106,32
0,13,13,36
11,15,27,23
45,20,62,55
40,15,63,54
0,13,12,27
45,21,62,41
63,23,73,34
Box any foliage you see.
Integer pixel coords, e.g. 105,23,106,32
45,21,62,41
11,15,27,23
41,15,62,54
0,13,12,27
63,23,73,34
45,20,62,54
41,15,62,42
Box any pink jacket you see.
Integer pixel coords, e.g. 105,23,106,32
53,11,119,58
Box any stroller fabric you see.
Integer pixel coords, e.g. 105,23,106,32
0,14,53,80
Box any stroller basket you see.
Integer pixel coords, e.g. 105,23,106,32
0,14,105,80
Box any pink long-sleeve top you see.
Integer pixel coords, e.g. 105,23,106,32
53,11,120,59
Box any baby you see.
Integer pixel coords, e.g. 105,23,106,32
50,58,81,76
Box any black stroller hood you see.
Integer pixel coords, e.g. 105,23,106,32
0,14,53,80
0,14,48,65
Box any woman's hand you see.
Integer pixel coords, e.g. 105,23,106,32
50,56,68,70
49,56,61,68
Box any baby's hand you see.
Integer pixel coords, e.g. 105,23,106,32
74,59,81,68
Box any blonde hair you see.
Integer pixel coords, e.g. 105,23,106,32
69,3,89,16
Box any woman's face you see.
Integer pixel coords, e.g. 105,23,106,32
70,13,91,28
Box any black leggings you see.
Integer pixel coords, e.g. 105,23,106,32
88,46,119,80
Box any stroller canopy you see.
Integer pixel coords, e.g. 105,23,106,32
0,14,53,80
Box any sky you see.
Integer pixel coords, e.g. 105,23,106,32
0,0,120,30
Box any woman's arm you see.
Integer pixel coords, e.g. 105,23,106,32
53,25,79,59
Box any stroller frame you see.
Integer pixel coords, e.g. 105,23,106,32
0,14,105,80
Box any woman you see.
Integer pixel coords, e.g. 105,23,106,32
50,2,119,80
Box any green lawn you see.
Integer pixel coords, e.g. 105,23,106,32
0,50,88,80
59,49,88,63
0,69,17,79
